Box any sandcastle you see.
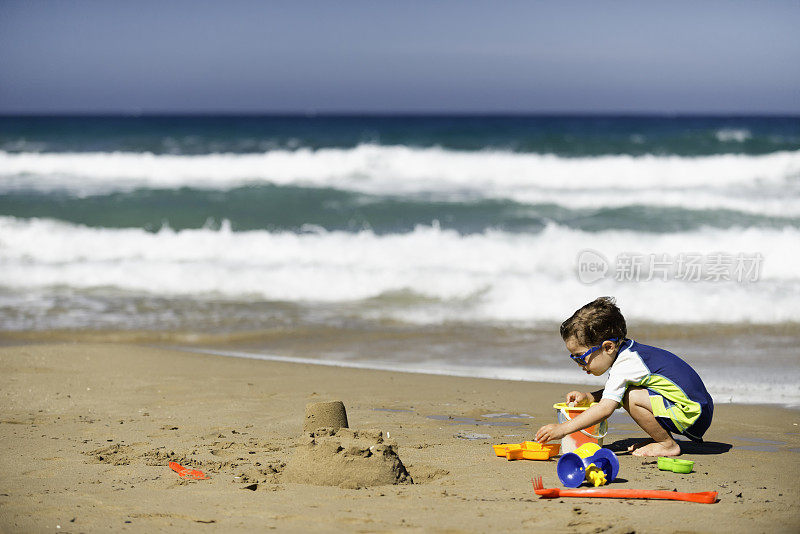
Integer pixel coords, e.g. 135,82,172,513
302,400,349,432
284,400,413,489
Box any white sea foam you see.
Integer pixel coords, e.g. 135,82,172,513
1,147,799,216
1,216,798,325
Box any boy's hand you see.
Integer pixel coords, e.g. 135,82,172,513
535,423,566,443
566,390,592,406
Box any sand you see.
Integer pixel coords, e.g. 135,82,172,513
0,343,798,533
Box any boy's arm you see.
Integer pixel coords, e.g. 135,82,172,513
535,398,617,443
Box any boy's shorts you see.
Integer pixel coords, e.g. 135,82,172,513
647,389,713,442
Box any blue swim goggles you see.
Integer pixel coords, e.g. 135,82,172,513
569,338,619,366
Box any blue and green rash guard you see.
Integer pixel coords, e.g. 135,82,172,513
601,339,714,441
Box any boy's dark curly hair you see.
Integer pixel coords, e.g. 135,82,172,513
560,296,627,347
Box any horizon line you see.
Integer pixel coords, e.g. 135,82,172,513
2,110,800,118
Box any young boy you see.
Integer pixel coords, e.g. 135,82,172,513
535,297,713,456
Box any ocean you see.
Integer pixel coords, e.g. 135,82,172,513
1,115,799,405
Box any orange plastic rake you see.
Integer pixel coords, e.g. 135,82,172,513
532,476,717,503
169,461,209,480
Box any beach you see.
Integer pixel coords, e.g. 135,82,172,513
1,342,798,533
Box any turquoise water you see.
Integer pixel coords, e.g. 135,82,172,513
2,186,797,235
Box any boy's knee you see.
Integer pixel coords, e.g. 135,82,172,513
622,387,649,411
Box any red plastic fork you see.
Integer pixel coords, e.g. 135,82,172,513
532,476,717,504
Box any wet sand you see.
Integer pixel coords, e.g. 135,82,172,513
1,343,798,533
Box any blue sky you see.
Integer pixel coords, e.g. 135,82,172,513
1,0,798,114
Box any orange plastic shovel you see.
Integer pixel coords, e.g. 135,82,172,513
169,461,209,480
532,477,717,503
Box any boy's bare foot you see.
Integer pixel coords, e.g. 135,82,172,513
631,440,681,457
